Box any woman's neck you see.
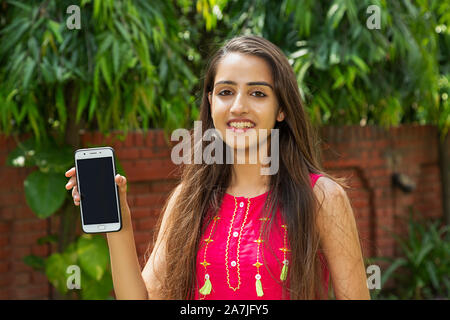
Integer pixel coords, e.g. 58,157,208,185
227,162,270,198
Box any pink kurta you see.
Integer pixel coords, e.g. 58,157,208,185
194,173,329,299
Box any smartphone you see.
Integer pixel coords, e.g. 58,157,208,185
74,146,122,233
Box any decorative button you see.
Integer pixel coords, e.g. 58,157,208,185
239,202,244,208
231,261,237,267
232,231,239,237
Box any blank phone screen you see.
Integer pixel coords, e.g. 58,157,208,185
76,157,120,225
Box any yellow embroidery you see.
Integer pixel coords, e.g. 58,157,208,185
199,214,220,297
225,197,251,291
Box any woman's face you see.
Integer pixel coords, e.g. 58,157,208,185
208,52,285,152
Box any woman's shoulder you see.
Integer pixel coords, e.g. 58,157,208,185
312,174,355,233
313,175,347,206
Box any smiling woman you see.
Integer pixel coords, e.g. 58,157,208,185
65,35,369,300
142,35,370,300
208,52,284,154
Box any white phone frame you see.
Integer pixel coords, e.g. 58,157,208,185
74,146,122,233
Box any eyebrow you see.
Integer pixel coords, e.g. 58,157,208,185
214,80,274,90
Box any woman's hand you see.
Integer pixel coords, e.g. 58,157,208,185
64,167,130,218
65,167,148,299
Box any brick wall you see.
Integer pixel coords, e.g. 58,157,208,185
0,125,445,299
320,125,444,259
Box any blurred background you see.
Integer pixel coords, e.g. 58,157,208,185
0,0,448,300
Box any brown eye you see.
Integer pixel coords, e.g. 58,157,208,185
251,91,266,97
218,89,233,96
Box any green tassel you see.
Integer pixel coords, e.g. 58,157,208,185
280,263,288,281
199,276,212,295
255,278,264,297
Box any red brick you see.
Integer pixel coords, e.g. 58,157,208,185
0,221,10,233
139,147,172,159
0,274,12,287
134,193,166,207
128,183,151,194
125,159,178,181
0,192,22,207
136,217,158,231
11,232,46,247
12,284,50,299
0,289,9,299
134,132,144,147
0,246,11,259
116,147,140,160
134,231,152,246
13,219,47,233
130,207,153,219
0,261,9,273
12,272,31,286
149,180,179,193
122,133,135,148
144,131,158,147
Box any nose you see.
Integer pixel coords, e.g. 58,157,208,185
229,92,248,114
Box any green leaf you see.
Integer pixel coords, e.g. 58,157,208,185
415,242,434,267
23,56,36,89
24,171,67,219
99,57,113,90
88,95,97,122
76,86,92,124
77,234,110,281
350,55,369,73
23,254,46,272
114,20,132,43
112,41,120,77
37,234,58,245
80,272,114,300
425,261,439,289
45,249,77,295
380,257,407,287
326,2,346,29
47,20,63,44
0,19,30,56
7,1,32,12
55,86,67,133
24,97,43,143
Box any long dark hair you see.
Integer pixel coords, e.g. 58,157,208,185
149,35,348,299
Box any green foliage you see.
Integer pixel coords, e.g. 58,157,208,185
371,209,450,300
6,136,73,217
24,170,67,218
0,0,198,141
6,136,120,299
24,234,113,299
206,0,449,137
1,0,448,138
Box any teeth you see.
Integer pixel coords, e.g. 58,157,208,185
229,121,255,128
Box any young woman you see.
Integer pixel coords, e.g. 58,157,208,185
65,35,370,300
